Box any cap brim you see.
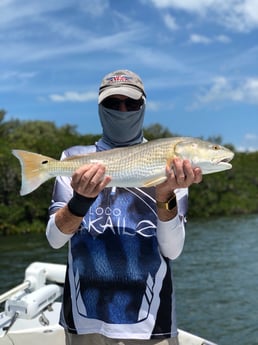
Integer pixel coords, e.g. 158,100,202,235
98,86,143,104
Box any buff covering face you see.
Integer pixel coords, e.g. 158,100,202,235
98,103,146,148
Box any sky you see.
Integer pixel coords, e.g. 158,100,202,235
1,0,258,152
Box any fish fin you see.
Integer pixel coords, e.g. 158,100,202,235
143,176,167,187
12,150,56,196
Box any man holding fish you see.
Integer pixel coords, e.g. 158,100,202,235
46,69,203,345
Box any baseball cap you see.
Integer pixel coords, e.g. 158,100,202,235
98,69,146,104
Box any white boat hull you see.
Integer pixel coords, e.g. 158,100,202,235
0,302,64,345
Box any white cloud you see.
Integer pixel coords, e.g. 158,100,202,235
0,1,71,29
190,34,211,44
0,70,37,92
147,101,162,111
245,133,258,141
79,0,109,17
0,71,36,81
194,77,258,106
189,33,231,45
243,78,258,101
215,35,231,43
49,91,97,102
149,0,212,14
0,28,144,64
0,2,148,65
150,0,258,32
163,13,179,30
237,133,258,152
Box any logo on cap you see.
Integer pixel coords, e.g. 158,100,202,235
106,74,133,84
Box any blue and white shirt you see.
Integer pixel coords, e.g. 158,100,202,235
46,144,188,340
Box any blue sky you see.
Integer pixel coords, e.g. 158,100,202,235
1,0,258,151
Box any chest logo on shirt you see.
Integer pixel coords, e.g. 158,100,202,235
79,188,157,238
79,205,156,238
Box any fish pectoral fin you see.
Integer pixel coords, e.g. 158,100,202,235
143,176,167,187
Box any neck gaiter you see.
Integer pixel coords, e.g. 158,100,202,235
97,103,145,149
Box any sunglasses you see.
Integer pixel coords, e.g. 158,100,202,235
102,97,144,111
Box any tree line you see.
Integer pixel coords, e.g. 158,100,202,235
0,110,257,235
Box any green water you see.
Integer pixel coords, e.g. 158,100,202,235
174,214,258,345
1,214,258,345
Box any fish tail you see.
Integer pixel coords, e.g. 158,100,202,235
12,150,56,196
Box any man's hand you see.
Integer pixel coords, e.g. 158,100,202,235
155,158,202,221
70,163,111,198
156,158,202,200
55,164,111,234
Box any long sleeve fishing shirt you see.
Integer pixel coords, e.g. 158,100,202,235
46,143,188,340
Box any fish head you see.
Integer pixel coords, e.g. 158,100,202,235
174,138,235,174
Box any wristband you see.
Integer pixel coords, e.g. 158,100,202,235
67,192,97,217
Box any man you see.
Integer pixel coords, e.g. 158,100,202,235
46,69,202,345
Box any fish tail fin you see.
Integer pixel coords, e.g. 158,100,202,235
12,150,56,196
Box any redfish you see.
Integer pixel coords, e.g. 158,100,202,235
12,137,234,196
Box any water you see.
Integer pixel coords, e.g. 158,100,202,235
173,214,258,345
0,215,258,345
0,234,67,292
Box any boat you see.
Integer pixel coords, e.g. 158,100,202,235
0,262,217,345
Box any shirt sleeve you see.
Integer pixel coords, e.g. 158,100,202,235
45,172,74,249
46,148,74,249
46,213,73,249
156,188,188,260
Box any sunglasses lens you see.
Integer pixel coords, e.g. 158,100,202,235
125,98,144,111
102,98,121,110
102,98,143,111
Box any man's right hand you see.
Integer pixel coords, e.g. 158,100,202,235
71,163,112,198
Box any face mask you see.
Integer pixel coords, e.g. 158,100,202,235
98,103,145,148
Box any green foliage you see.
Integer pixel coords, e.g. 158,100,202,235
0,112,84,235
0,110,257,235
187,151,258,219
144,123,177,140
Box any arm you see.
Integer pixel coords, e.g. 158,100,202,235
155,158,202,259
46,163,111,249
156,189,187,259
